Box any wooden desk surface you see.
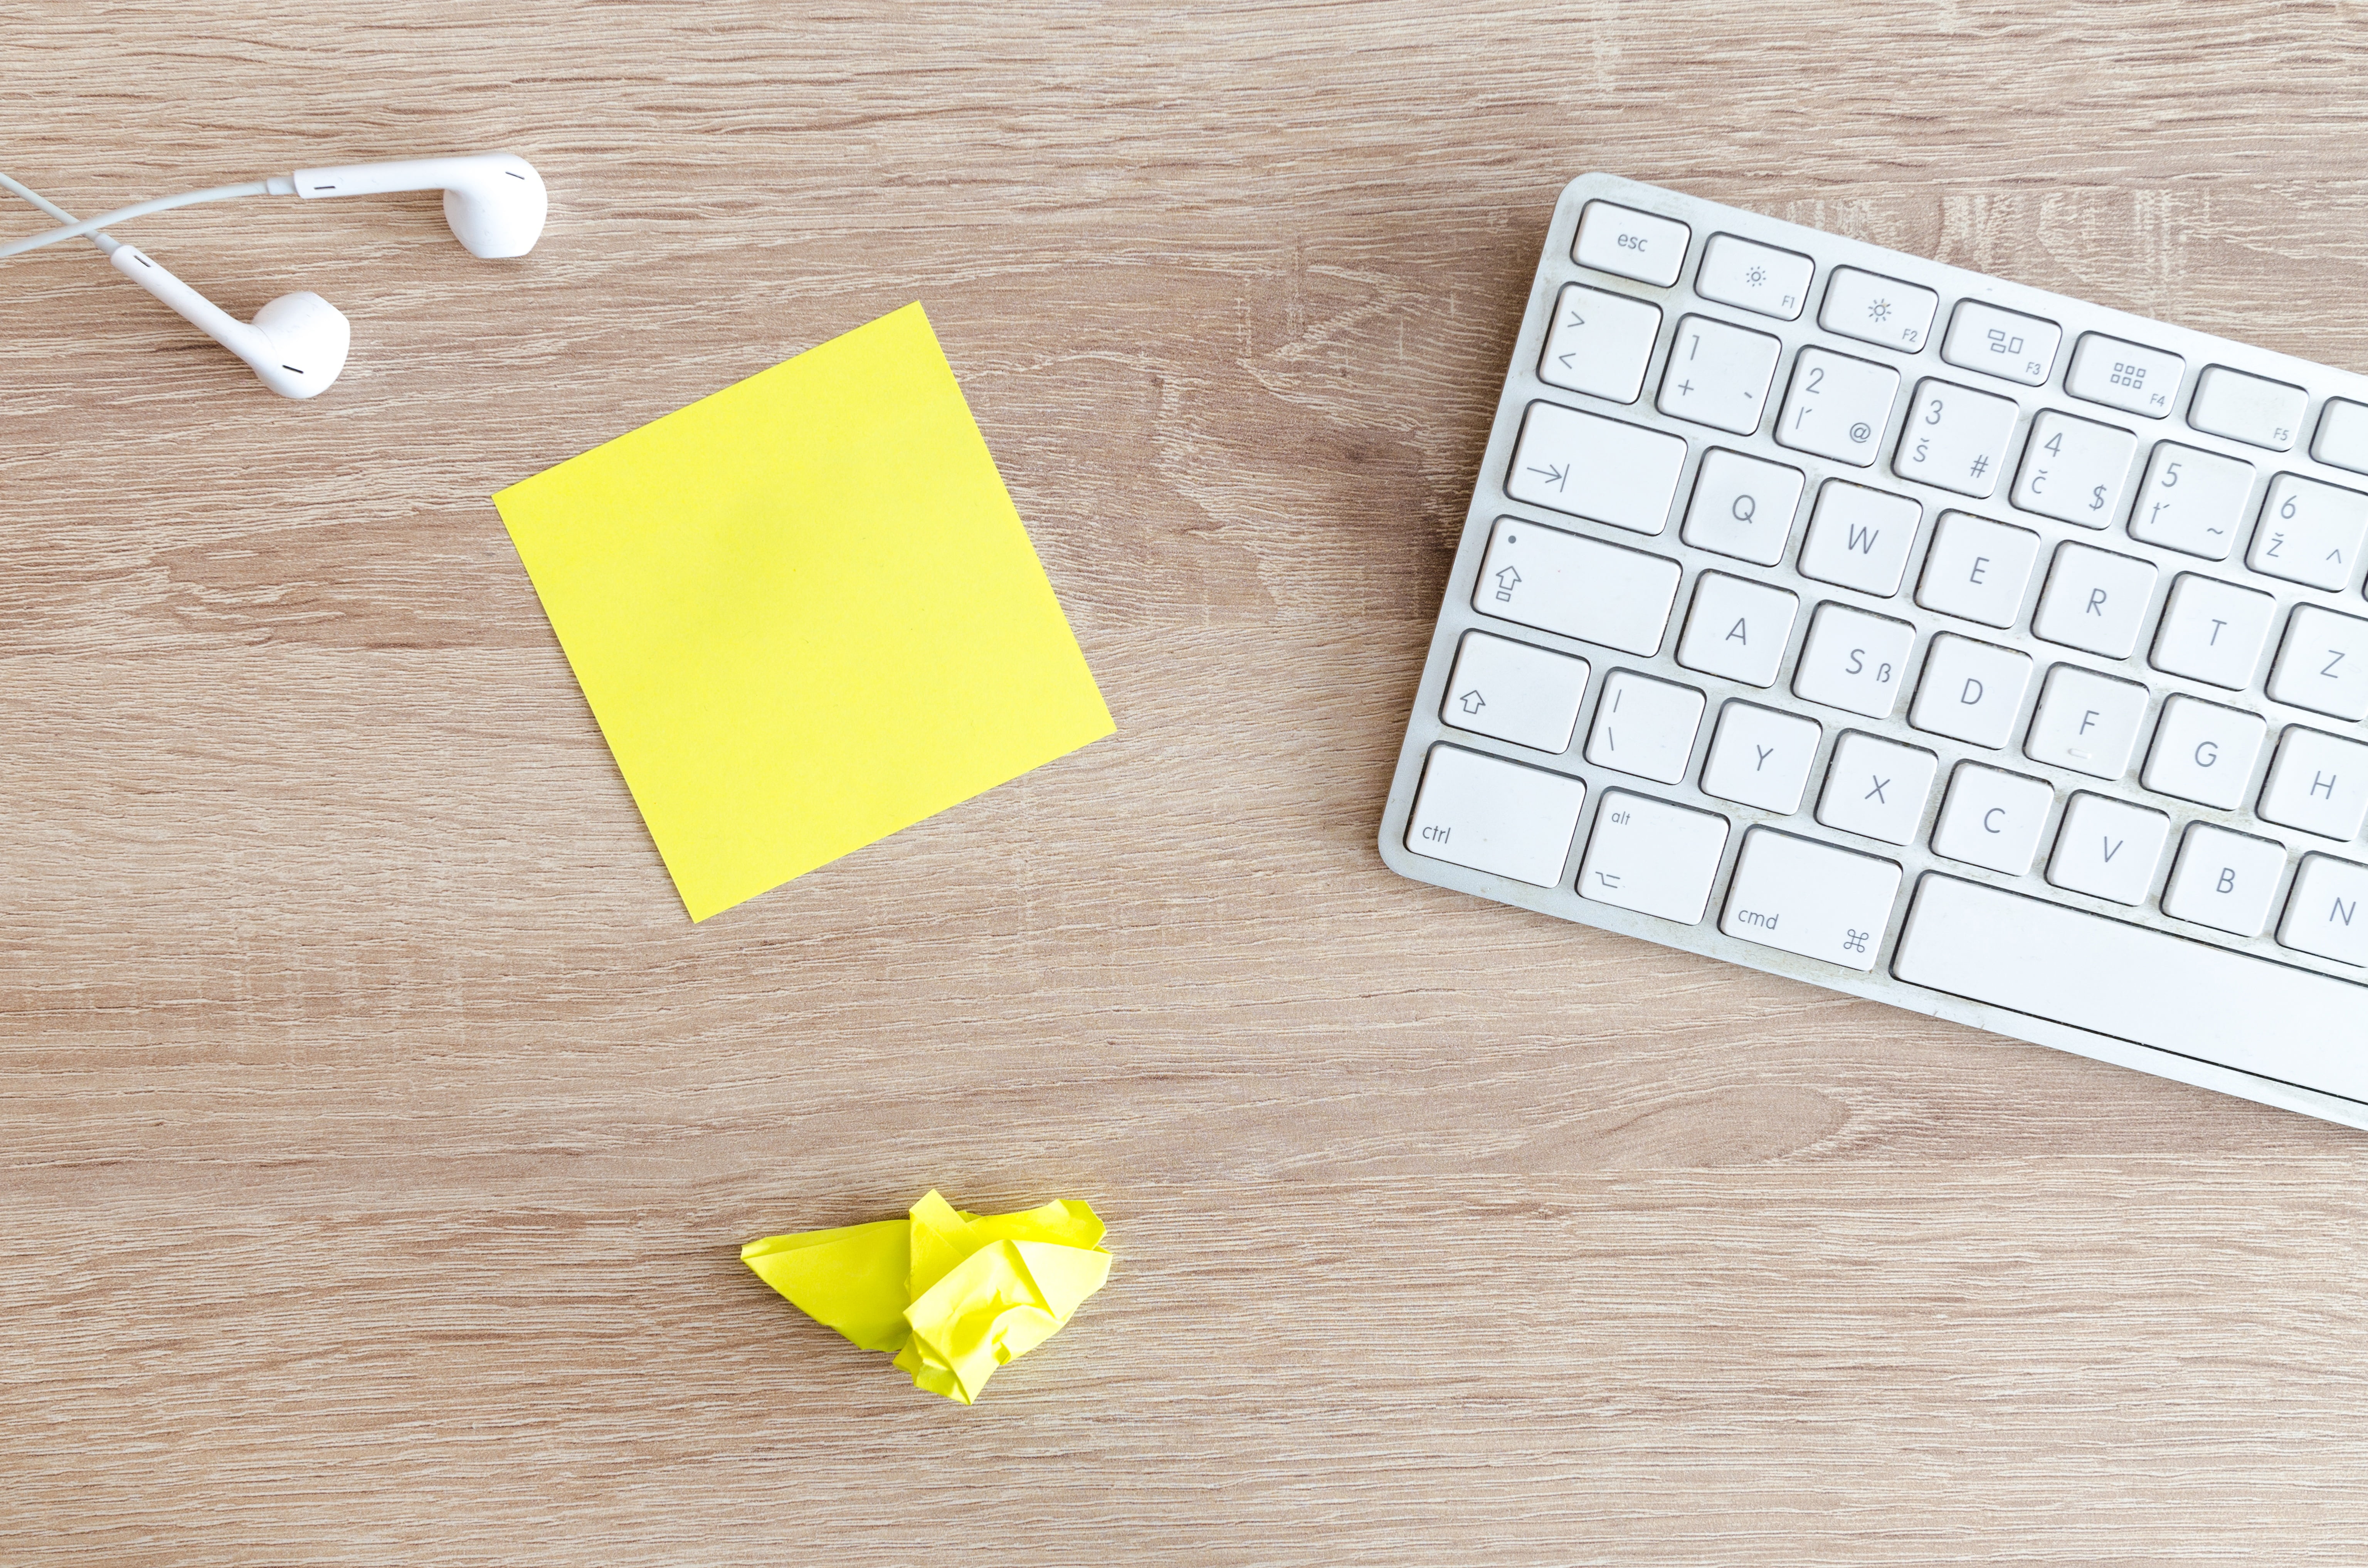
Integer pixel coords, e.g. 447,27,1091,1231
11,5,2368,1561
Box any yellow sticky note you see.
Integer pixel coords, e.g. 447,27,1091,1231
742,1192,1112,1404
492,304,1113,920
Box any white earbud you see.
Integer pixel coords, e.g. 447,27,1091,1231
289,152,548,258
109,244,351,399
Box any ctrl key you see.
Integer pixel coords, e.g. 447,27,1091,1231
1405,744,1588,888
1719,827,1903,972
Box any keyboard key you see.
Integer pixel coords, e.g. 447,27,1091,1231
1406,744,1586,887
1693,233,1813,321
2311,398,2368,476
1574,200,1690,287
1818,266,1939,355
2009,410,2136,528
2279,854,2368,966
1440,631,1590,754
1894,876,2368,1100
1796,479,1921,597
1908,632,2032,748
2065,332,2184,419
2126,441,2255,560
2141,694,2266,810
2148,572,2276,690
1699,700,1822,813
2257,725,2368,842
1793,602,1917,718
1776,347,1899,467
1674,571,1799,687
2025,663,2150,778
1720,827,1901,971
2247,473,2368,592
1475,516,1683,656
2267,605,2368,722
1893,378,2018,499
1930,762,2054,876
1585,670,1705,784
1578,790,1731,923
1816,730,1938,845
1915,511,2040,628
1506,401,1688,534
2031,541,2158,659
2162,823,2287,937
2047,792,2171,905
1939,300,2062,386
1537,283,1663,404
1679,448,1806,566
1656,314,1781,435
2187,365,2307,452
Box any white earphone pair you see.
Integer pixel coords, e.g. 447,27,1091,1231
0,152,548,399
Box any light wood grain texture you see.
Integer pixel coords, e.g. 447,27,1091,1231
9,2,2368,1561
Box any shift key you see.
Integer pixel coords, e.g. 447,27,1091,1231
1719,827,1903,971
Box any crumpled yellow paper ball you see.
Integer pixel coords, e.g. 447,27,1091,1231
741,1190,1111,1403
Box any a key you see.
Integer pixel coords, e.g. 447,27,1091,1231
1895,876,2368,1099
1656,314,1781,436
1719,827,1902,971
1907,632,2032,749
2031,542,2158,659
1405,744,1588,887
2257,725,2368,842
2311,398,2368,477
2246,473,2368,593
2024,663,2151,779
1892,378,2018,499
1776,347,1899,468
2126,441,2256,561
1537,283,1663,405
2148,573,2276,690
1673,571,1800,688
2141,694,2267,810
2278,854,2368,966
1578,790,1732,923
1815,730,1938,846
2161,824,2287,937
1440,631,1590,754
1818,267,1938,355
2009,410,2136,528
2065,332,2185,419
1680,448,1806,566
1693,233,1813,321
1796,479,1921,597
1585,670,1705,785
1574,200,1690,287
1930,762,2055,876
2047,791,2172,905
1914,511,2040,629
2267,605,2368,722
1792,602,1916,718
2188,365,2307,452
1698,700,1822,813
1939,300,2061,387
1506,402,1689,535
1475,517,1682,656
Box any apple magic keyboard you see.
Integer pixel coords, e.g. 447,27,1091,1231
1379,173,2368,1128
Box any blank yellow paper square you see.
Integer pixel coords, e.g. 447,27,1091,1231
493,303,1113,921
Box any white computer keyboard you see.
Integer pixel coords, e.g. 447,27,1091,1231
1379,173,2368,1128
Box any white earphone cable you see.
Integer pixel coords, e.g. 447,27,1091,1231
0,179,284,261
0,171,119,254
